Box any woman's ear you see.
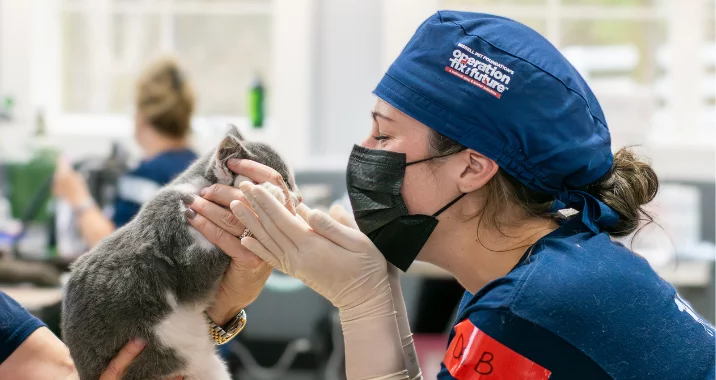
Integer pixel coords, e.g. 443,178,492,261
456,150,499,193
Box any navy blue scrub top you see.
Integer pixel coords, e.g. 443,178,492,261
112,148,197,228
0,292,46,363
438,217,715,379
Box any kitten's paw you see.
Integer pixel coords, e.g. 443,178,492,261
261,182,286,204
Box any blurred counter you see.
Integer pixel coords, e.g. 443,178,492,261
0,286,62,312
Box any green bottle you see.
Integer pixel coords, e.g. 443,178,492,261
248,74,265,128
1,96,14,121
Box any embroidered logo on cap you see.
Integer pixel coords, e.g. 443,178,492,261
445,43,514,99
443,319,552,379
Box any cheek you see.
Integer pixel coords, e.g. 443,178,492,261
401,166,441,215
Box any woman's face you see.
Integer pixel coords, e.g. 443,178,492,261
360,99,469,261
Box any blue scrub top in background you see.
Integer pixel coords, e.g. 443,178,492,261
112,148,197,227
0,292,46,363
438,217,715,380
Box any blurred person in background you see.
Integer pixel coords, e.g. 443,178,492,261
53,57,198,248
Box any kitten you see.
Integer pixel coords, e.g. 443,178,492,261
62,126,298,380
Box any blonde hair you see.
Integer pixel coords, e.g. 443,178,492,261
135,57,195,139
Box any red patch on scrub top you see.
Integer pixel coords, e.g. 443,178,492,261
443,319,552,379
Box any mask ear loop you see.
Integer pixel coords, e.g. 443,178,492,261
432,193,467,217
404,147,468,167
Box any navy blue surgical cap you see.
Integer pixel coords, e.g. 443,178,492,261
373,11,619,234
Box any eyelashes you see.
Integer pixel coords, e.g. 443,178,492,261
372,135,389,141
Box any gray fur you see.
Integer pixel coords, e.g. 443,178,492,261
62,125,297,380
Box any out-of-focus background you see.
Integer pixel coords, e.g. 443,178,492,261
0,0,713,379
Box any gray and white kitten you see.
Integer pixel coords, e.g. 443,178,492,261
62,126,298,380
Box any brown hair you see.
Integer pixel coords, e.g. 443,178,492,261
428,130,659,237
135,57,195,139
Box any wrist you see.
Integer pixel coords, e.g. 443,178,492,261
207,303,248,326
205,309,246,345
71,197,95,215
68,191,92,208
338,285,395,324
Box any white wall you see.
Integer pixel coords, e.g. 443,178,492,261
310,0,383,165
1,0,714,182
0,0,33,126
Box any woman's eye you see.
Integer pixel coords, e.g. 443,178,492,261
372,135,389,141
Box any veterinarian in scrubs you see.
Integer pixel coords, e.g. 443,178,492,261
186,11,715,379
53,57,197,248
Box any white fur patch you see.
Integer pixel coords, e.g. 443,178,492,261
155,294,231,380
178,200,215,252
173,177,211,195
188,227,215,252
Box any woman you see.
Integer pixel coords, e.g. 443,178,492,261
186,11,715,380
53,57,198,248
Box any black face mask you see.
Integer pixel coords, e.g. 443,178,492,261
346,145,466,272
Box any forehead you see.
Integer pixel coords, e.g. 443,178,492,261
373,99,405,121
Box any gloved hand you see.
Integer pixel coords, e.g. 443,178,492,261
329,205,422,380
231,182,408,379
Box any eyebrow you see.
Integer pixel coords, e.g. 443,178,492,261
371,110,394,123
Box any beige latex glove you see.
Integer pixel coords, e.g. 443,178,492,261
231,182,408,380
329,205,423,380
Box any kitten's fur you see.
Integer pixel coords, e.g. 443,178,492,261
62,126,298,380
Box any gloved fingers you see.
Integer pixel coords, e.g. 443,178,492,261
295,206,308,225
300,206,367,252
328,204,359,229
230,199,284,258
241,183,301,254
240,236,283,273
246,183,311,245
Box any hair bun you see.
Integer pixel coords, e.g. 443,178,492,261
590,148,659,237
136,57,195,139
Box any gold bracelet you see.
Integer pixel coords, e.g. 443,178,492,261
204,309,246,345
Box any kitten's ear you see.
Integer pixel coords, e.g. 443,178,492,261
209,134,249,181
226,124,244,141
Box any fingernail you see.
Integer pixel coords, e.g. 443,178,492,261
227,158,241,167
230,200,240,210
200,187,208,196
181,193,194,205
133,338,148,348
185,208,197,220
